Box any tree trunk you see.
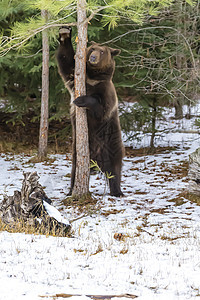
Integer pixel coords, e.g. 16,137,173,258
174,99,183,119
38,10,49,160
188,148,200,196
72,0,90,197
150,100,157,151
174,0,184,119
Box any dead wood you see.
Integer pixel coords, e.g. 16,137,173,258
188,147,200,196
40,293,137,299
0,172,71,235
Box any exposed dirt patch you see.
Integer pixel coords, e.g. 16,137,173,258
170,191,200,206
62,193,98,212
150,208,169,214
0,111,71,154
125,146,177,157
101,209,125,217
162,161,189,179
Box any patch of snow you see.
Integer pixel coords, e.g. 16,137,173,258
0,99,6,109
121,103,200,149
43,200,70,226
0,102,200,299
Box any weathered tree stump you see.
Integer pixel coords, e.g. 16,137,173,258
0,172,71,236
188,147,200,196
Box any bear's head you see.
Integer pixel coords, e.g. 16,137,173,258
86,42,121,79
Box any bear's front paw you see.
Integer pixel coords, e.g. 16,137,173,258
58,26,72,42
73,96,86,107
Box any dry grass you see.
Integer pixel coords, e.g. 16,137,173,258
0,218,71,237
169,191,200,206
63,193,98,214
125,146,176,157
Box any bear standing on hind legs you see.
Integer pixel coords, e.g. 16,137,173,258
56,27,124,197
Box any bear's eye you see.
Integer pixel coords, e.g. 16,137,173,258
100,50,104,54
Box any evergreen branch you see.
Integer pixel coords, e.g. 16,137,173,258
86,5,111,24
0,21,76,57
102,25,198,75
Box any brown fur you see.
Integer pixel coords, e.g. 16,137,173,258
56,27,124,197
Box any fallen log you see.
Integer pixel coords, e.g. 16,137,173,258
40,293,137,299
0,172,71,236
188,147,200,196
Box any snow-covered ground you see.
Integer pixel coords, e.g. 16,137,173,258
0,104,200,300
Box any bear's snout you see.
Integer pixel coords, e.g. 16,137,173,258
89,51,100,65
90,54,96,63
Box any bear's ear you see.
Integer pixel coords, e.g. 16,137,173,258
90,41,98,45
110,48,121,56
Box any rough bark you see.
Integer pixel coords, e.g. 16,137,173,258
188,147,200,196
174,0,185,119
38,10,49,160
72,0,90,197
174,99,183,119
150,99,157,151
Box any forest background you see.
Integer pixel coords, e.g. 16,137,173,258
0,0,200,154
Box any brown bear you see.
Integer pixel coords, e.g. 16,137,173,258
56,27,124,197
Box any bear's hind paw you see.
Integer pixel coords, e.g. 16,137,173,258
110,191,124,198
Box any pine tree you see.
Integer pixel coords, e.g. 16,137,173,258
109,0,200,148
0,0,175,198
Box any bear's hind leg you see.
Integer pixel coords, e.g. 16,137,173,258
109,163,124,197
68,114,76,196
101,156,123,197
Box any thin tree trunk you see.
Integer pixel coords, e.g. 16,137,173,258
174,99,183,119
72,0,90,197
150,99,157,151
174,0,184,119
38,10,49,160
